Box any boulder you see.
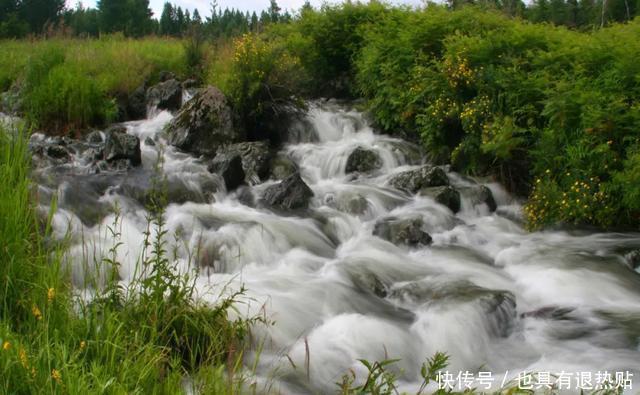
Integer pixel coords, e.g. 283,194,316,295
373,217,432,246
207,153,245,191
624,250,640,270
270,153,298,180
158,71,177,82
218,141,272,185
85,130,104,144
420,185,461,213
262,172,313,210
126,83,147,120
461,185,497,212
389,165,448,193
345,147,382,174
166,86,242,157
103,126,141,167
146,79,182,112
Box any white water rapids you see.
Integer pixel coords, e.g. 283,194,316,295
34,101,640,393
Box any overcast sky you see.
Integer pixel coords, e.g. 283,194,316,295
70,0,424,19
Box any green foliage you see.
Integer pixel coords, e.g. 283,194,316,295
354,6,640,229
209,32,309,142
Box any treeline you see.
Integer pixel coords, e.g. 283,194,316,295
0,0,295,39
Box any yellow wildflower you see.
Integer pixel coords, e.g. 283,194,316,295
31,305,42,321
2,341,10,351
80,341,86,350
51,369,62,384
47,288,55,303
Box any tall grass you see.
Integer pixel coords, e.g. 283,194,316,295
0,36,201,132
0,125,256,393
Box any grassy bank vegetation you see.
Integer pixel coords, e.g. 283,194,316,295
0,126,255,393
0,36,191,132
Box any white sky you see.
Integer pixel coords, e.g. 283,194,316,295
69,0,424,19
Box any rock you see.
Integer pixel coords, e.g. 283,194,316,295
345,147,382,174
207,153,245,191
373,217,432,246
166,86,242,157
103,126,141,167
624,250,640,270
126,83,147,120
46,144,70,159
420,185,461,213
389,165,449,193
218,141,272,185
146,79,182,112
144,137,155,146
262,172,313,210
270,153,298,180
182,79,199,89
158,71,176,82
85,130,104,144
339,195,369,215
461,185,497,212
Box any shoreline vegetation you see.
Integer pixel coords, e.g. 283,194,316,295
1,0,639,393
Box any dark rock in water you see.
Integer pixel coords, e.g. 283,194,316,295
182,79,199,89
144,137,155,146
207,153,245,191
460,185,497,212
420,185,461,213
166,86,242,158
236,186,255,207
103,127,141,167
339,194,369,215
345,147,382,174
391,280,516,337
351,271,388,298
624,250,640,270
373,216,432,246
158,70,176,82
146,79,182,112
46,144,70,159
263,172,313,210
85,130,104,144
389,165,448,193
270,153,298,180
218,141,272,185
114,170,216,206
127,83,147,120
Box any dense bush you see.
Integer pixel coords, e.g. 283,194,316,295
352,6,640,229
208,32,309,142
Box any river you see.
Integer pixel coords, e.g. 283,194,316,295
27,100,640,393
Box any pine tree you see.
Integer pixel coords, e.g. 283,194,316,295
97,0,128,32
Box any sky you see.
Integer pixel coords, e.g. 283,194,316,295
69,0,424,19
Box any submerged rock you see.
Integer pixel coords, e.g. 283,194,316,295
218,141,272,185
262,172,313,210
146,79,182,112
207,152,245,191
389,165,448,193
373,216,432,246
166,86,242,157
103,126,141,167
420,185,461,213
345,147,382,174
460,185,497,212
270,153,298,180
126,83,147,120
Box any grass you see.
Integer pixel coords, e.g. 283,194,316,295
0,35,202,133
0,124,256,394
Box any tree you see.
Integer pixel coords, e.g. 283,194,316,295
20,0,65,33
268,0,281,23
126,0,153,37
97,0,128,32
192,8,202,24
159,2,176,35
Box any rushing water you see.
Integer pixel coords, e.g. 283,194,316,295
34,100,640,393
